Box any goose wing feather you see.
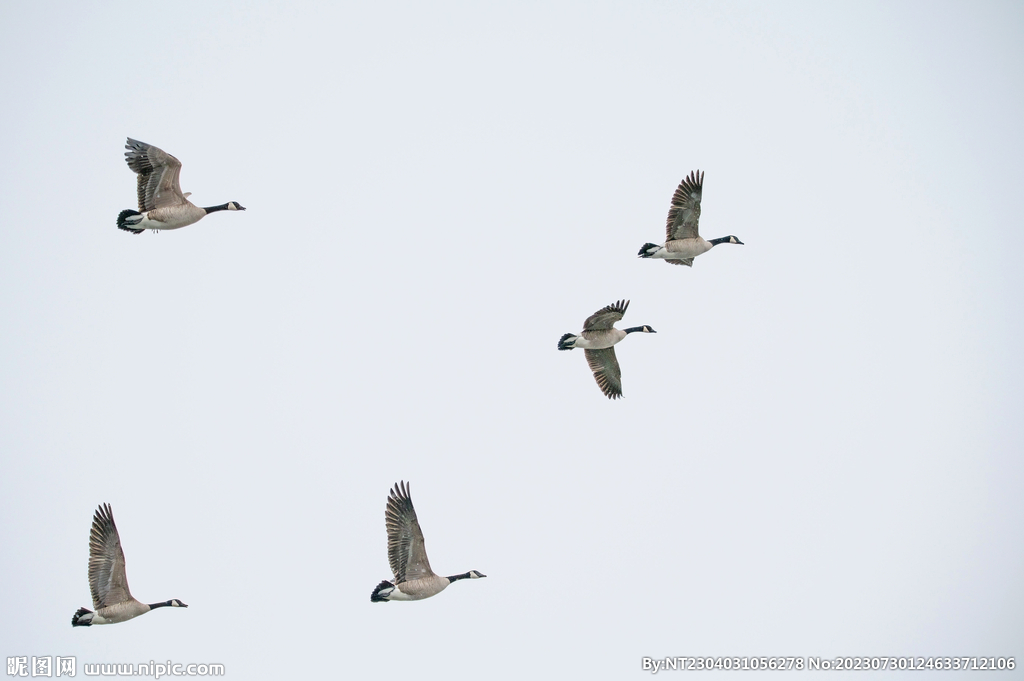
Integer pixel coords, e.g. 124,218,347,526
88,504,133,609
583,299,629,332
585,347,623,399
666,170,703,241
124,138,186,211
385,481,434,584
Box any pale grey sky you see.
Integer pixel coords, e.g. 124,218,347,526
1,1,1022,679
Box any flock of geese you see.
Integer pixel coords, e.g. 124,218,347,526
71,139,742,626
73,483,481,626
560,169,743,398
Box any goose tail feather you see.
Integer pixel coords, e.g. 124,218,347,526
370,580,395,603
638,242,660,258
117,209,144,234
72,607,94,627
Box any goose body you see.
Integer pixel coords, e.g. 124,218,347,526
71,504,187,627
370,481,485,603
557,299,655,399
377,574,454,602
117,138,245,234
638,171,742,267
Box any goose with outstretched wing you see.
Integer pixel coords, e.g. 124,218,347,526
71,504,187,626
117,138,245,234
558,299,656,399
370,482,486,602
638,171,742,266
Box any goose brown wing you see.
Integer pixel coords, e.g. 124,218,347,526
385,481,434,584
585,347,623,399
88,504,133,609
582,299,629,332
665,170,703,241
124,138,186,211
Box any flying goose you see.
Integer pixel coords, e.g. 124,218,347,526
71,504,187,626
117,138,245,234
638,171,742,266
557,299,655,399
370,481,486,602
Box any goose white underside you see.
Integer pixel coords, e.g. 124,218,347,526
649,238,713,260
570,337,620,350
571,329,627,350
129,213,203,231
391,581,451,600
385,586,418,601
85,607,146,625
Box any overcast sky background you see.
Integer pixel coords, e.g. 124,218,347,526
1,1,1022,678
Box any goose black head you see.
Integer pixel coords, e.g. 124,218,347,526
710,235,743,246
170,599,188,607
448,570,487,582
204,202,247,214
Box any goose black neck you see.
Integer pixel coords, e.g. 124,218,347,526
203,203,233,213
709,236,738,245
148,600,174,610
624,326,648,334
447,572,473,583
